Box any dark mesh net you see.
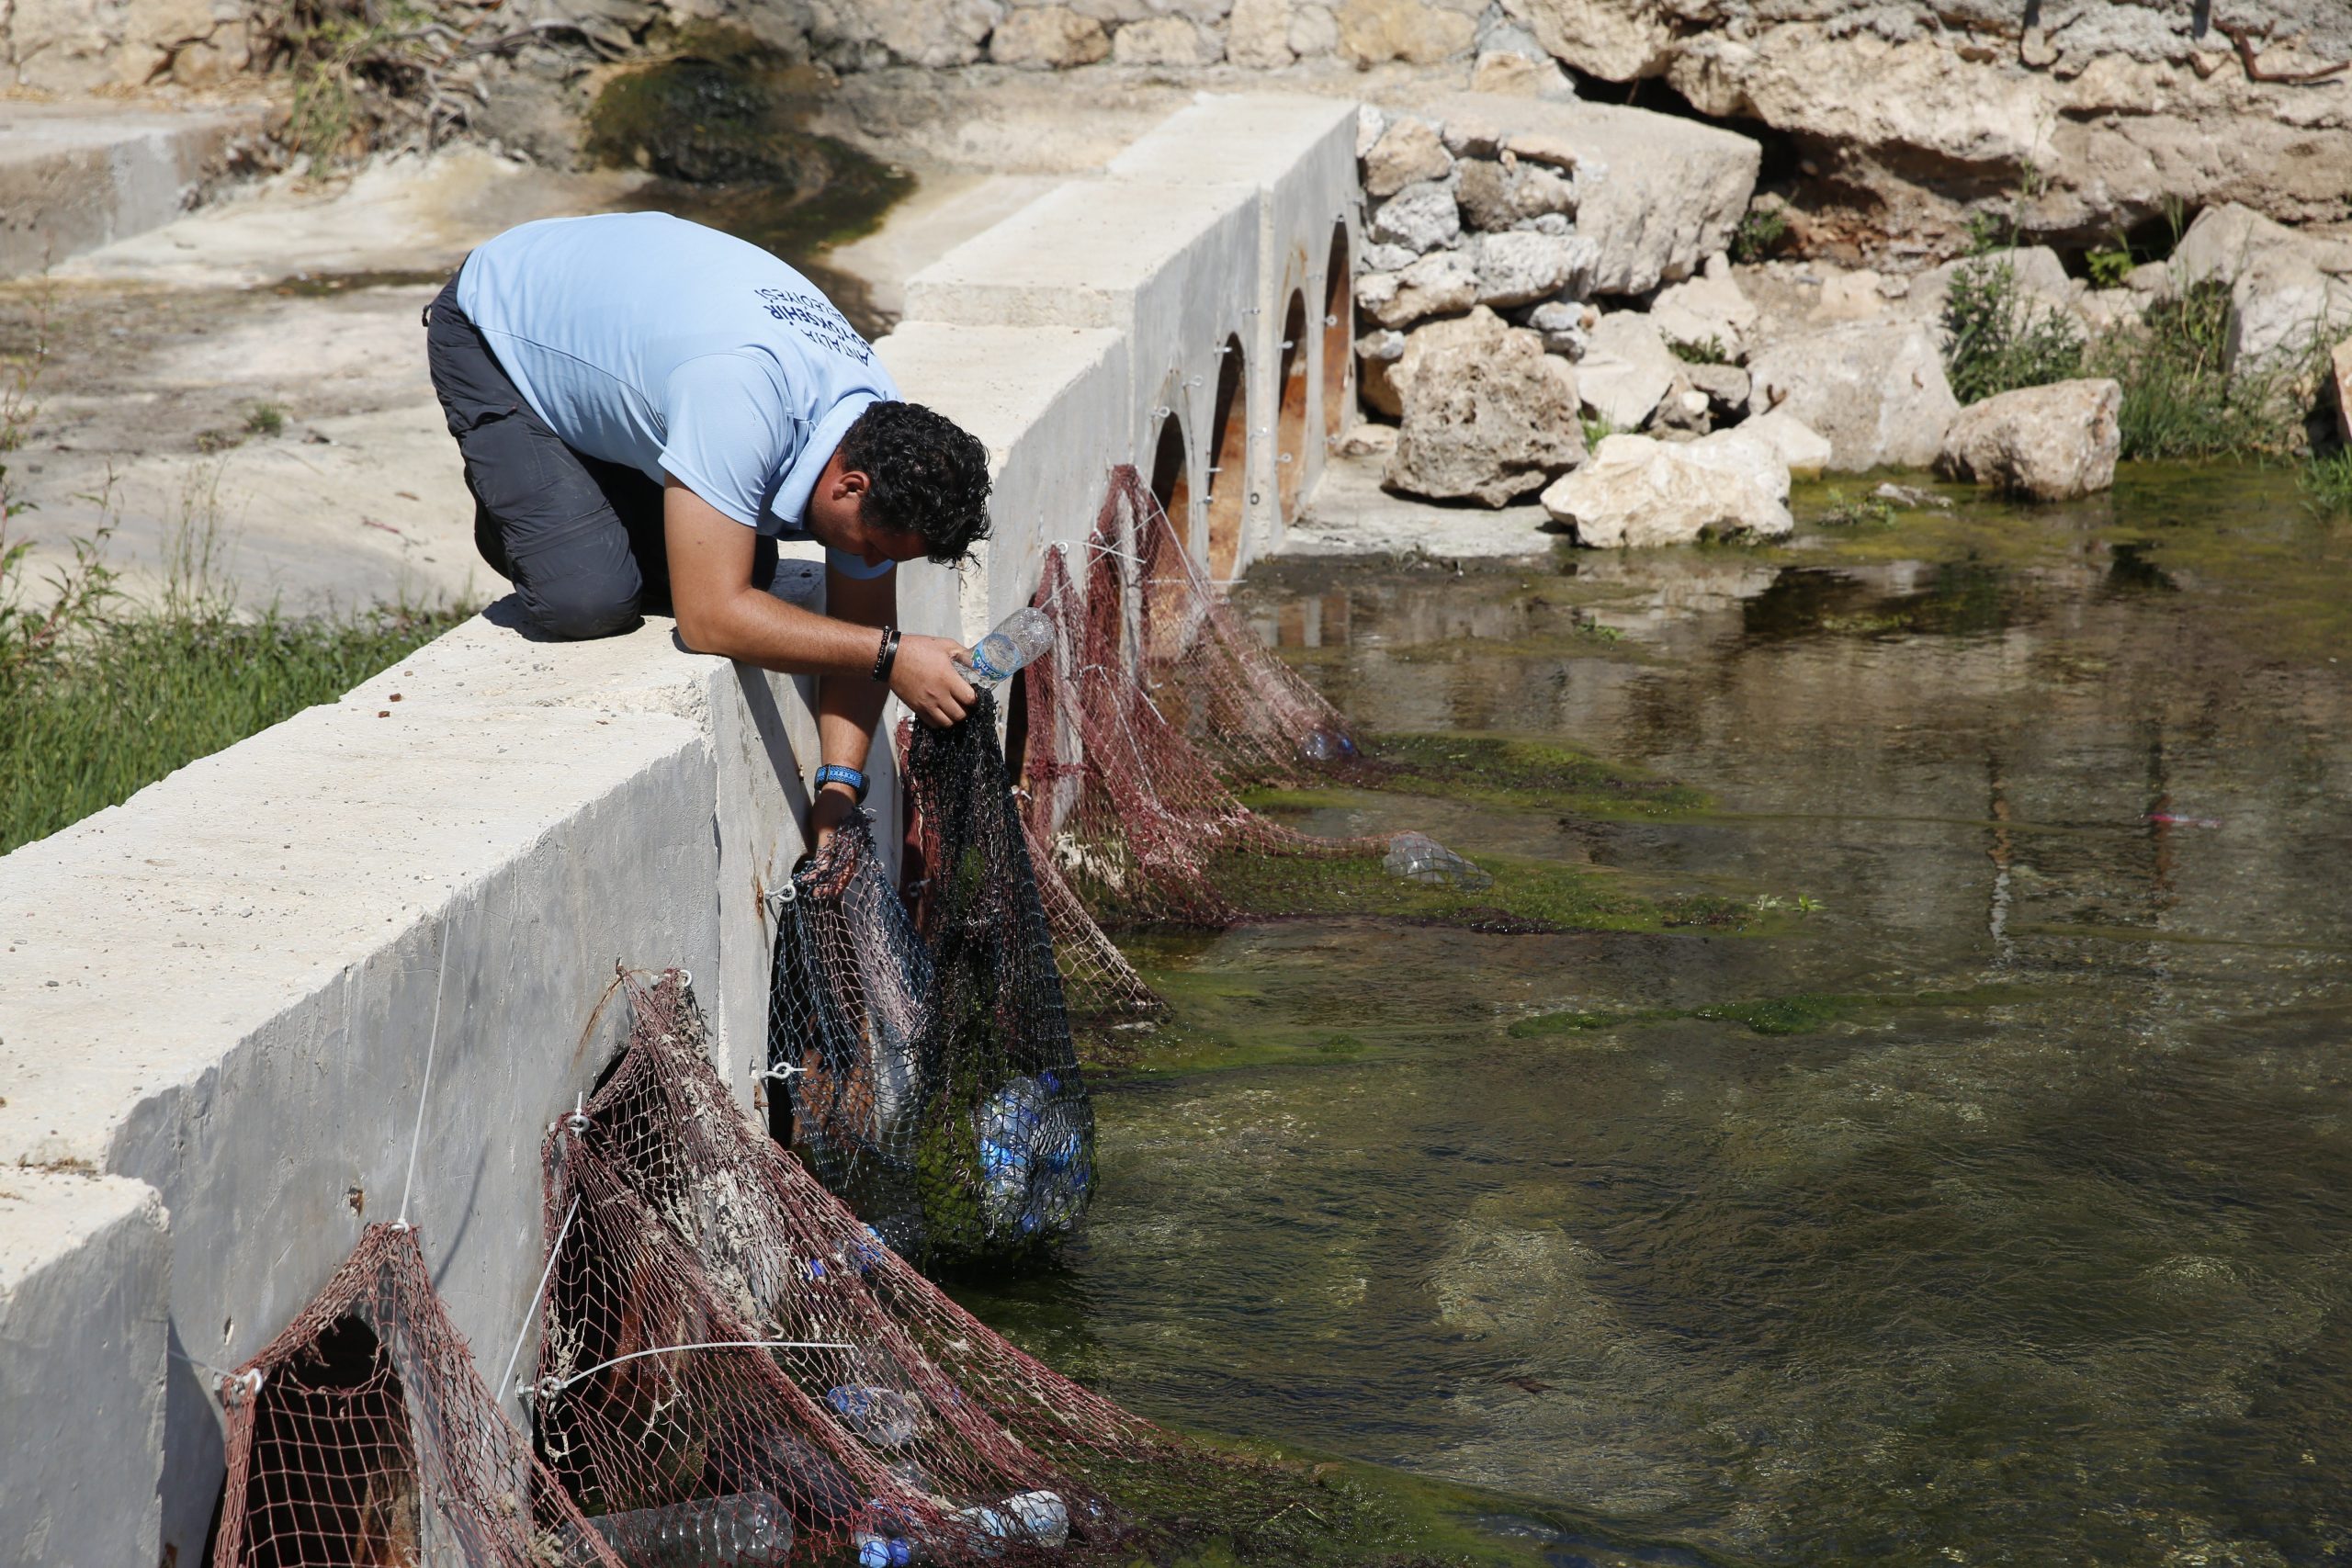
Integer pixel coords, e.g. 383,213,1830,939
212,1223,624,1568
537,970,1148,1564
900,692,1097,1270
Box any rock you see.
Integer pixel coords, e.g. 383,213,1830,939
1361,242,1419,273
1473,51,1575,96
1649,377,1713,434
1454,161,1517,233
1935,378,2121,501
1500,132,1581,175
1364,117,1453,199
1335,423,1399,458
1225,0,1297,67
1737,408,1833,479
1475,232,1597,308
1356,328,1408,417
989,6,1111,66
1441,117,1502,159
1334,0,1477,66
1528,299,1597,358
1112,15,1221,63
1540,432,1793,547
2076,288,2145,338
1543,114,1753,295
1648,269,1758,362
1816,269,1887,322
1356,105,1387,160
1291,3,1340,58
1368,180,1462,254
1520,213,1572,238
1746,317,1959,471
1577,310,1678,433
1386,307,1586,506
2334,337,2352,447
1683,360,1750,410
1360,251,1479,329
1521,0,1673,82
1511,164,1577,222
2168,203,2352,369
810,0,1004,67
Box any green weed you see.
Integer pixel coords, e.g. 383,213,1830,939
1816,489,1896,529
2086,247,2136,289
2086,278,2311,459
2305,449,2352,514
1668,334,1730,366
1730,203,1789,265
244,401,287,437
1940,252,2086,405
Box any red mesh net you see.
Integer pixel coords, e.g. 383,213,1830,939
536,969,1152,1563
212,1222,624,1568
1015,468,1391,933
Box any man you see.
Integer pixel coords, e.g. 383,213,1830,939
424,210,989,845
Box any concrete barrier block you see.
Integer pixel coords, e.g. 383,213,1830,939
1106,92,1364,562
0,1170,169,1568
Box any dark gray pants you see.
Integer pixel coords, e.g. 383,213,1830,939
424,273,774,639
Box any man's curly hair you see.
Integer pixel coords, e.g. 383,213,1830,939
838,400,992,565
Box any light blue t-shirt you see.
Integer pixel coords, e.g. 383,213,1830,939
456,211,899,579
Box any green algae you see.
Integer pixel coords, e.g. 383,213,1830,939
1507,986,2035,1041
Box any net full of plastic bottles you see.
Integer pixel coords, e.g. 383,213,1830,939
561,1491,794,1568
826,1383,924,1450
964,606,1057,686
853,1488,1073,1565
974,1074,1091,1242
1383,831,1494,891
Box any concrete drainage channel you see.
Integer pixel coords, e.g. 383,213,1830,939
0,90,1359,1563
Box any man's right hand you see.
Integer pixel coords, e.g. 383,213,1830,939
891,633,978,728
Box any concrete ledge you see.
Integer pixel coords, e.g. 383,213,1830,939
0,1170,168,1568
0,99,268,277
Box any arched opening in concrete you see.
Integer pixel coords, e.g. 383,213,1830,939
1276,290,1310,525
1148,409,1191,534
1203,334,1249,581
1320,222,1351,442
239,1316,416,1556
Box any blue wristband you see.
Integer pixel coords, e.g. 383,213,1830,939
814,763,868,803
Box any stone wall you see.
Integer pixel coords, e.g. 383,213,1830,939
0,88,1359,1565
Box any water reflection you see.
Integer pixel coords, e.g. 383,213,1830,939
964,466,2352,1567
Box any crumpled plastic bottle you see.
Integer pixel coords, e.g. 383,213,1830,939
1383,831,1493,891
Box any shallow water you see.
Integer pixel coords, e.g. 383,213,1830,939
967,468,2352,1566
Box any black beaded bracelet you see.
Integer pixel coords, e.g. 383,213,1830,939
871,625,900,683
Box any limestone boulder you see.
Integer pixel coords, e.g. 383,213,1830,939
1520,0,1672,82
1473,50,1577,96
1528,299,1596,358
1385,308,1587,506
989,6,1110,66
1551,107,1758,295
1746,317,1960,471
2168,203,2352,369
1335,0,1477,66
1577,310,1678,433
1364,117,1453,198
1683,360,1750,412
1225,0,1296,67
1454,159,1576,233
1648,266,1758,362
1540,432,1793,548
1112,15,1221,63
1356,328,1408,418
1369,180,1462,254
1737,408,1834,479
1935,378,2121,501
1358,251,1478,329
810,0,1002,67
1475,232,1597,309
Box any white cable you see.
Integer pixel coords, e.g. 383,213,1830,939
393,929,452,1230
538,1338,855,1397
498,1195,579,1399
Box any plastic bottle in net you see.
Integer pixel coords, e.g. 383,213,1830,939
899,690,1099,1269
766,813,933,1255
211,1223,626,1568
537,970,1153,1564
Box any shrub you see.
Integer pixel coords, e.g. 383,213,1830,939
1940,253,2086,405
2086,278,2311,460
2086,248,2135,289
1730,204,1789,265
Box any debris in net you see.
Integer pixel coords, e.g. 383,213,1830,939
768,814,933,1255
1382,831,1494,890
542,970,1148,1563
211,1223,627,1568
903,690,1098,1269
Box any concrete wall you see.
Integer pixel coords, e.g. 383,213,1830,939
0,90,1357,1565
0,99,266,278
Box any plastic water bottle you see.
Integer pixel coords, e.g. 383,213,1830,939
1300,728,1359,763
1383,831,1493,891
854,1531,916,1568
826,1384,923,1450
974,1078,1046,1232
564,1492,793,1567
965,607,1057,686
1003,1490,1071,1548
